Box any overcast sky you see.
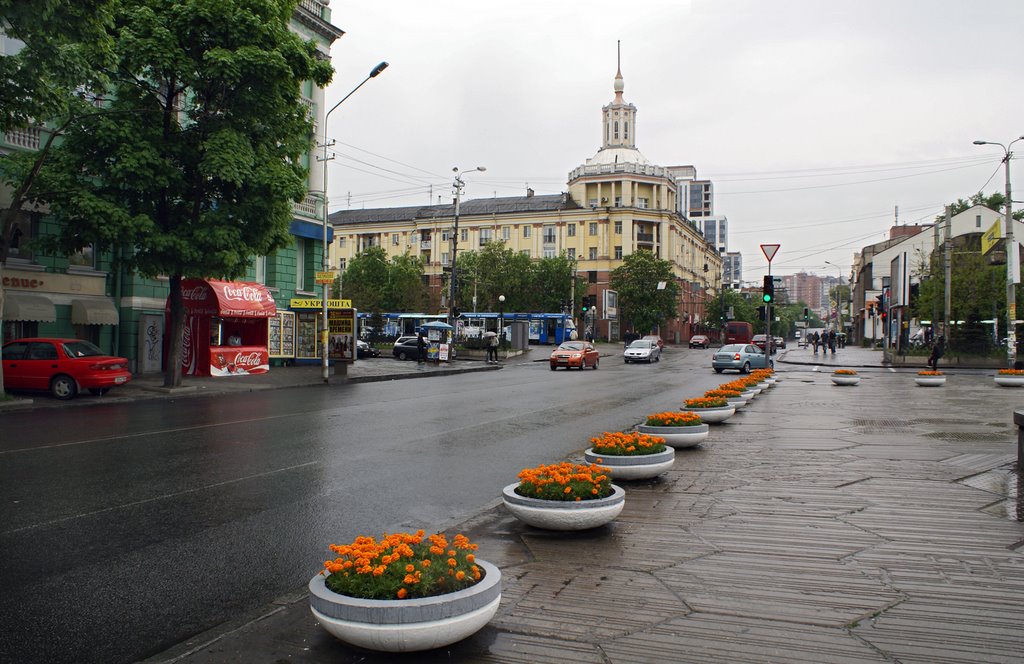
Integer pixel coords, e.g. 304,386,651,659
319,0,1024,284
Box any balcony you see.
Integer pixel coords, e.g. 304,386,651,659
636,232,655,243
297,0,327,19
293,192,322,220
3,126,42,151
420,240,432,250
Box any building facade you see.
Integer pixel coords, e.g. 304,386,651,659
1,1,344,372
330,63,722,343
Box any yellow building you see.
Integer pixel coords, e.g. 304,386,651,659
329,63,721,343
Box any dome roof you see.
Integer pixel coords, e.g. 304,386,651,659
586,146,651,167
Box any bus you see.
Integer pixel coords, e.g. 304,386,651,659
358,312,577,345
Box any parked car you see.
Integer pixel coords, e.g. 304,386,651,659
356,340,380,359
641,334,664,349
689,334,709,349
392,338,425,361
393,335,418,348
549,341,599,370
774,336,786,349
2,338,132,400
711,343,773,374
624,339,661,363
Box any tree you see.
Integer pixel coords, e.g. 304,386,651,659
340,246,427,313
37,0,333,387
0,0,116,394
706,288,758,328
609,250,680,335
936,191,1024,223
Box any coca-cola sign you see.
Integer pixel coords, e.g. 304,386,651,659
210,348,269,376
222,285,266,304
181,285,209,301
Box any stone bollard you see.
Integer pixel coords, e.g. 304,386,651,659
1016,410,1024,470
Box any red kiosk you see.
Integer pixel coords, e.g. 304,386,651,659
169,279,277,376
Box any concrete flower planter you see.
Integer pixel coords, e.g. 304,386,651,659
502,482,625,530
724,396,747,410
830,374,860,386
915,376,946,387
684,405,735,423
636,423,709,448
309,559,502,652
994,375,1024,387
583,447,675,480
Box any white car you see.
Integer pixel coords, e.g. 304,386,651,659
624,339,661,363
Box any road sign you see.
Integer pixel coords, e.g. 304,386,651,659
760,244,780,262
981,219,1001,255
315,271,335,284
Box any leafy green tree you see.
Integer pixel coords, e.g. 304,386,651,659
609,250,680,335
339,247,427,314
37,0,333,387
706,288,758,329
937,191,1023,222
0,0,116,393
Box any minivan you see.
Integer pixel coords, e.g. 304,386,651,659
724,321,753,345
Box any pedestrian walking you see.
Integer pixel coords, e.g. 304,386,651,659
828,329,837,354
585,326,594,343
811,331,819,353
928,335,945,371
416,331,426,365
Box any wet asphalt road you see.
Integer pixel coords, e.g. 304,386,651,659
0,348,725,663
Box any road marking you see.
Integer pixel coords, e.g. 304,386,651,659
0,413,303,455
1,460,319,536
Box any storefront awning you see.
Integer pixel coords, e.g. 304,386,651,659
71,298,119,325
177,279,277,318
3,292,56,322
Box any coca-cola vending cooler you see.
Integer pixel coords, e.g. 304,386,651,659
168,279,277,376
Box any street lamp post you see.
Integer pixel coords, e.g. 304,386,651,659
974,135,1024,368
447,166,486,332
319,61,388,384
498,294,506,347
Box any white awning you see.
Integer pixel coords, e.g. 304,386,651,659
71,298,119,325
3,292,56,322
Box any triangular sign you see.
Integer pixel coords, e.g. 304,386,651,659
760,244,780,262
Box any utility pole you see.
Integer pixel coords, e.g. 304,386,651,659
944,205,951,341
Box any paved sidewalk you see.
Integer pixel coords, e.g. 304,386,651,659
148,358,1024,664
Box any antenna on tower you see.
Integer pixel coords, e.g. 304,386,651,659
895,204,899,225
617,40,621,71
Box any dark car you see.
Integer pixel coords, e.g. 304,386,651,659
711,343,772,374
392,338,425,361
689,334,709,349
357,340,380,359
2,338,132,399
752,334,777,354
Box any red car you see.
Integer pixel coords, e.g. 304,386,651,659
549,341,600,370
2,338,132,400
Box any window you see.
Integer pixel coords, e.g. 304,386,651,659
338,257,346,272
567,248,576,260
502,226,511,240
254,255,267,284
588,270,597,283
296,239,306,290
589,247,597,260
568,224,576,237
461,228,468,242
543,225,556,244
589,222,598,236
392,233,399,246
543,248,556,259
588,198,598,207
339,236,346,248
523,226,531,238
614,197,622,207
480,228,493,246
520,249,531,257
69,245,96,270
624,121,629,140
3,211,37,261
614,246,622,260
614,221,622,234
441,252,450,266
637,197,648,209
614,120,619,140
976,214,982,228
410,233,419,244
441,229,450,242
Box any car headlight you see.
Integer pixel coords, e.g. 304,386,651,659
571,353,582,359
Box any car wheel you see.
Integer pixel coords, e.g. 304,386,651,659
714,368,723,373
89,388,110,396
398,351,408,361
624,359,630,364
550,364,557,371
742,362,751,374
50,375,77,400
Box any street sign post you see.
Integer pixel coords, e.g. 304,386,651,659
760,244,781,356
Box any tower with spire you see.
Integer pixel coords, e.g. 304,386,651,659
602,41,637,151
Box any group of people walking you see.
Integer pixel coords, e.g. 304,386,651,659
809,329,841,354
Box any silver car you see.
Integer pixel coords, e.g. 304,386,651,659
712,343,772,373
624,339,661,363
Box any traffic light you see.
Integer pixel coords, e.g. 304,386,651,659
803,307,809,320
581,298,589,312
757,305,767,320
762,275,774,304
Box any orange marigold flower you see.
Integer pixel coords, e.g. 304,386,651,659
448,558,457,567
456,570,466,581
396,588,408,599
405,564,415,573
466,554,475,563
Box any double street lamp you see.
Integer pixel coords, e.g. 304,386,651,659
447,166,486,332
974,135,1023,368
319,61,388,383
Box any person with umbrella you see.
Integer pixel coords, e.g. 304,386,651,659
484,330,499,364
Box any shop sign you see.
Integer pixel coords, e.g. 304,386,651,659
211,348,270,376
290,298,353,309
315,271,334,284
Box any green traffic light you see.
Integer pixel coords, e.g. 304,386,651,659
762,294,772,303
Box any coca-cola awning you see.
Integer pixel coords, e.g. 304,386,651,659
175,279,277,318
